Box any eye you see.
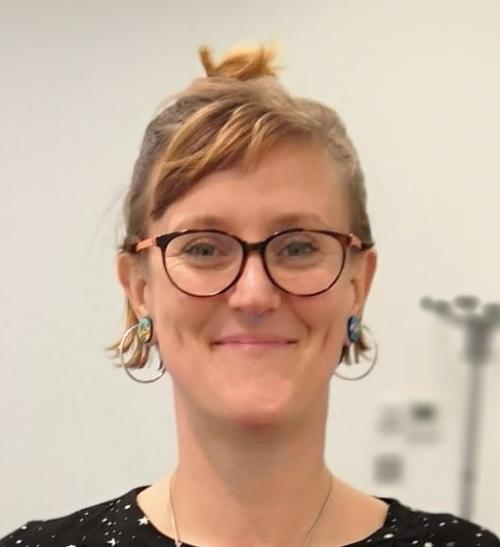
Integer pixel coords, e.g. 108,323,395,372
167,233,239,265
274,235,321,259
181,238,234,260
281,240,319,257
183,241,220,257
267,231,332,268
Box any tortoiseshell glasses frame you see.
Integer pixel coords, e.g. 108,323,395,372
127,228,372,297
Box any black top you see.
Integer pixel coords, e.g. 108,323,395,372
1,485,498,546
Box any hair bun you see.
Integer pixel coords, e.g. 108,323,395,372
198,45,278,81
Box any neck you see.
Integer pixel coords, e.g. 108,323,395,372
170,386,332,547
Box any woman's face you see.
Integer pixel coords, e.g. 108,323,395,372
121,140,376,428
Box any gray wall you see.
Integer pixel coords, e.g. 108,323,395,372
1,0,499,535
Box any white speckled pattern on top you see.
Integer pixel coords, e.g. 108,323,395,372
1,485,498,546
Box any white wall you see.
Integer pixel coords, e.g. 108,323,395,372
1,0,499,536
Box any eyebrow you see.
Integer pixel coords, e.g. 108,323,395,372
170,213,333,232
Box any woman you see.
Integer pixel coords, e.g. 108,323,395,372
1,46,498,547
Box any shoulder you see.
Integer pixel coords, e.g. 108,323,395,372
0,485,150,546
382,498,500,546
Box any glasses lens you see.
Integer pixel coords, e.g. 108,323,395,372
266,231,344,295
164,232,242,295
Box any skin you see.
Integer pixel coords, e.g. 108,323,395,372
118,140,384,546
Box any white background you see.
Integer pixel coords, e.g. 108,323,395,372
1,0,499,536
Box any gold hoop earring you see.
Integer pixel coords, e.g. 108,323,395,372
334,324,378,381
119,317,166,384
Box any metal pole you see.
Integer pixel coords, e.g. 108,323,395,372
459,361,485,519
420,296,500,520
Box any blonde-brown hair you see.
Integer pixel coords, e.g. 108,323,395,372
109,45,374,369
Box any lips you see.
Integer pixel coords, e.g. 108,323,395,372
212,335,297,345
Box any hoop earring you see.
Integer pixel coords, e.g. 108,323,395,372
119,317,166,384
334,322,378,381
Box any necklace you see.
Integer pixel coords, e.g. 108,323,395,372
168,470,333,547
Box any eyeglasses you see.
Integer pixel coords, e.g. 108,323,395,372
130,228,370,297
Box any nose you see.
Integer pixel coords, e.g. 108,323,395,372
226,252,281,315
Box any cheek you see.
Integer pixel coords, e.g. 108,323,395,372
145,266,205,362
154,295,204,354
294,283,352,360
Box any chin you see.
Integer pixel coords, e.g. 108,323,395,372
224,410,292,431
217,389,300,430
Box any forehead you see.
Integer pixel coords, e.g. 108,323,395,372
155,141,350,235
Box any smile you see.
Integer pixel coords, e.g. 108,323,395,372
211,341,297,353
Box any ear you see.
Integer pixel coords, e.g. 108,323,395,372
350,249,377,316
116,252,150,319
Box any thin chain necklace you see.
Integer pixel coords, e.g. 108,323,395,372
168,470,333,547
